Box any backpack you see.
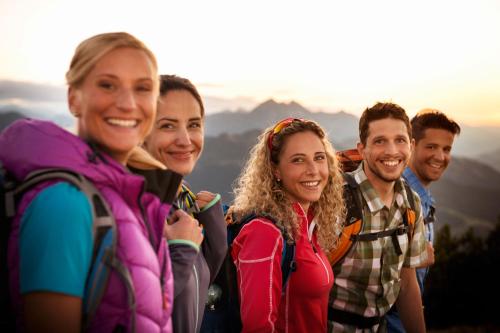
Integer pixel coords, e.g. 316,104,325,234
336,148,362,173
329,149,418,266
200,206,296,333
0,165,117,332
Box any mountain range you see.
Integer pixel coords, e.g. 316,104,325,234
189,128,500,237
204,99,500,168
190,100,500,236
1,100,500,236
204,99,360,149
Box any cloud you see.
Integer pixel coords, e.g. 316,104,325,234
0,80,66,102
0,80,71,127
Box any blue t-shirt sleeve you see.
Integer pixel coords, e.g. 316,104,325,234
19,182,93,297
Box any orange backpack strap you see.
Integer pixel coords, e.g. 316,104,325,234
402,180,417,241
328,173,364,266
329,175,419,264
328,219,362,264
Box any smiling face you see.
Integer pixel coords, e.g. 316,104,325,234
410,128,455,187
144,90,204,176
358,117,411,186
274,131,329,212
68,47,157,164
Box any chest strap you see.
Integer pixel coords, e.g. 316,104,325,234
351,224,408,256
328,307,381,329
424,205,436,225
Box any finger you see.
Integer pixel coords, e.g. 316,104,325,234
196,191,215,200
171,209,189,220
196,226,204,243
197,190,214,196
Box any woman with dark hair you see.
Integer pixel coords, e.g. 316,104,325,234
143,75,226,333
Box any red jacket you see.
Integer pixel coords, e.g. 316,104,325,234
231,203,333,333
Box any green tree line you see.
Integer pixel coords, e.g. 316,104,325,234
424,218,500,330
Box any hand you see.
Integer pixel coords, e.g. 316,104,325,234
195,191,216,209
164,209,204,246
416,241,435,268
425,242,435,266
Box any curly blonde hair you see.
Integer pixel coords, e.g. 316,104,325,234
232,119,345,252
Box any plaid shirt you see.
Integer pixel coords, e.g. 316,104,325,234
330,163,427,332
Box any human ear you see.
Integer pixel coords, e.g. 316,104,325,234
68,87,82,118
273,166,281,182
356,142,365,158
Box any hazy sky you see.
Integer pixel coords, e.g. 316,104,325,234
1,0,500,125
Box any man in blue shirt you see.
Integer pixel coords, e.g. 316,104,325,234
386,109,461,332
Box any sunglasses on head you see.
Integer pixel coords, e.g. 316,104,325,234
267,117,305,150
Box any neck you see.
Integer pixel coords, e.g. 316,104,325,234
364,164,396,207
408,164,431,189
83,138,128,166
298,202,309,213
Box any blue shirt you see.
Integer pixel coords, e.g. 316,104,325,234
402,167,436,296
402,167,436,244
20,182,93,297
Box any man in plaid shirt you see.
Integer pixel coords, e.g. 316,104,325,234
329,102,428,333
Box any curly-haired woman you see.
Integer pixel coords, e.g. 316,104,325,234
231,118,345,333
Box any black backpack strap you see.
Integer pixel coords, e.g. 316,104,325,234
233,213,296,289
328,307,382,329
351,224,409,256
2,168,121,330
403,180,416,212
343,173,363,227
342,174,412,256
0,163,15,332
6,168,115,233
424,205,436,225
280,240,296,289
259,214,296,290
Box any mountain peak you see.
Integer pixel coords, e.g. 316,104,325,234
256,98,279,108
252,99,309,115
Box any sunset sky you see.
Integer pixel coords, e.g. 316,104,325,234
1,0,500,126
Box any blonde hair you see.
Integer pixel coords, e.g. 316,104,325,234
128,146,167,170
233,119,345,252
66,32,158,88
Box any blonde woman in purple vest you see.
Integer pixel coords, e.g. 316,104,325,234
0,32,202,333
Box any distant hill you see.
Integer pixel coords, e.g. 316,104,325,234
451,125,500,158
431,157,500,236
188,130,500,237
204,99,359,149
205,99,500,162
478,148,500,173
0,110,26,131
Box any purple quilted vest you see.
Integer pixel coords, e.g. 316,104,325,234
0,119,174,333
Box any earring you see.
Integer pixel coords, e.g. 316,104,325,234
276,178,281,183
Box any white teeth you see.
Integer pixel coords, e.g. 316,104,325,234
302,181,320,187
429,163,441,169
107,118,137,128
383,160,398,167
